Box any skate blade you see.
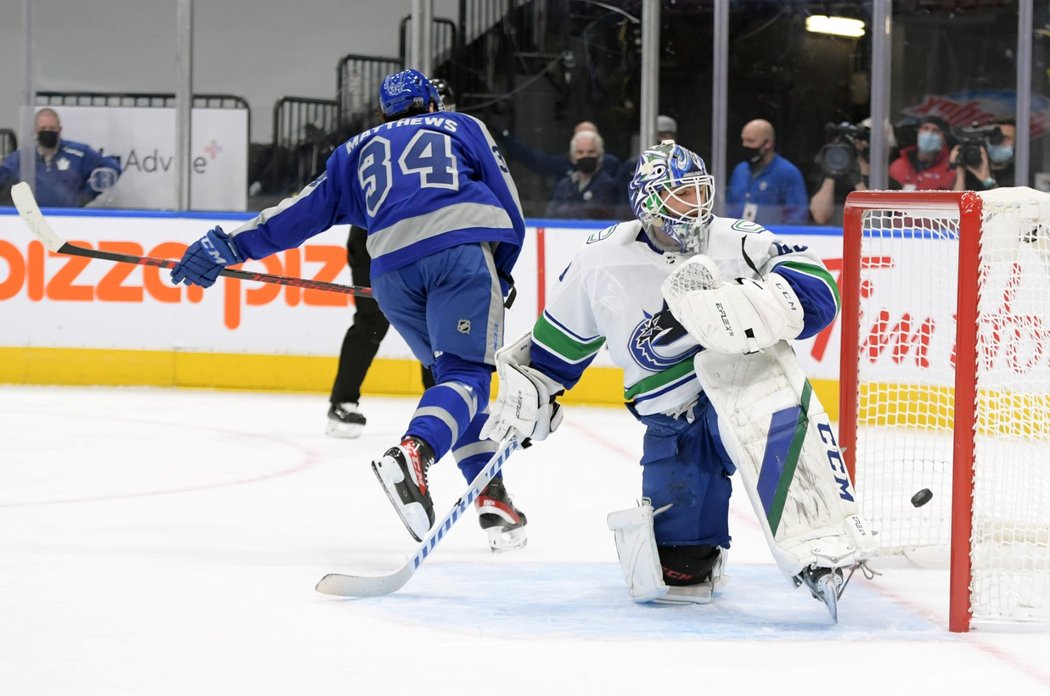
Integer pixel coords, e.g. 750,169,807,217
486,525,527,553
814,574,841,623
371,458,430,542
654,583,715,605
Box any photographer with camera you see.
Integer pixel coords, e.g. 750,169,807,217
951,117,1016,191
888,115,955,191
809,119,879,225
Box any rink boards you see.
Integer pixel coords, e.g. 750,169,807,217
0,209,843,414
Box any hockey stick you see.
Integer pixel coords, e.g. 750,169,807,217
10,182,372,297
315,436,521,597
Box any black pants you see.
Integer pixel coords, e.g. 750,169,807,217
329,226,434,405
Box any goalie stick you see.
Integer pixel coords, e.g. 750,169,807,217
10,182,372,297
315,436,521,597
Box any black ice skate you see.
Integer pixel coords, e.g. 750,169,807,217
796,565,845,622
475,477,527,552
372,436,436,541
326,402,366,439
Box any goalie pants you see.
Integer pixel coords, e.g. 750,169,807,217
372,242,504,468
637,393,735,549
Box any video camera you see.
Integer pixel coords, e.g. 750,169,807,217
954,123,1006,169
817,121,870,177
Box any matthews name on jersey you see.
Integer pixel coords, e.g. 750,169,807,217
226,112,525,286
530,216,839,417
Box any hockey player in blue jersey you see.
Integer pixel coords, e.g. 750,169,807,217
170,68,529,552
482,141,874,617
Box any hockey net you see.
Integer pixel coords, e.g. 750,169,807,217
840,188,1050,632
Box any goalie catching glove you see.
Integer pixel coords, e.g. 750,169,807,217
480,332,565,444
660,254,805,355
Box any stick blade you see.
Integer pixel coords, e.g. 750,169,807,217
11,182,65,252
315,564,415,597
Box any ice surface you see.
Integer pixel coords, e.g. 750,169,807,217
2,386,1049,694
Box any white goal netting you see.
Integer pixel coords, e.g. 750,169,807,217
848,187,1050,626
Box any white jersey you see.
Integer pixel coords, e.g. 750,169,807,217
529,216,838,417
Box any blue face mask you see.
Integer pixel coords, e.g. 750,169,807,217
987,145,1014,164
917,131,943,154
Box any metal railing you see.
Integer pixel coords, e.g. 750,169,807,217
36,91,247,110
399,15,458,66
336,54,403,136
267,96,341,195
0,128,16,160
35,91,250,141
459,0,525,47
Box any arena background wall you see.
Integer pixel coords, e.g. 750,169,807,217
0,209,845,417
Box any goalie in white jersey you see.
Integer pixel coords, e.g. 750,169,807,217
483,141,875,616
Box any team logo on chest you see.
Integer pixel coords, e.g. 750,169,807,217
628,300,700,371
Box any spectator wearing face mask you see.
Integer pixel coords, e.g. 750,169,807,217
0,108,122,207
888,115,955,191
544,129,620,220
951,117,1016,192
725,118,808,225
497,120,621,180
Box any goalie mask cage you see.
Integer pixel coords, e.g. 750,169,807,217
840,189,1050,633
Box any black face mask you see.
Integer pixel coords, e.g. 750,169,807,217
742,143,765,168
37,130,59,149
575,156,599,174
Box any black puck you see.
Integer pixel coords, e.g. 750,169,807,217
911,488,933,508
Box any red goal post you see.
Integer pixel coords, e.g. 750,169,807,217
840,189,1050,633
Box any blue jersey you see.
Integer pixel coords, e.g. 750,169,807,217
0,139,121,208
725,154,809,225
230,112,526,281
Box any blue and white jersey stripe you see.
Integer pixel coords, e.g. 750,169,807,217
229,112,526,281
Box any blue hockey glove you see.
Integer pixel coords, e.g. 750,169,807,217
170,226,243,288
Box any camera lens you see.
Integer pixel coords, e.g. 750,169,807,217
819,143,853,176
961,144,984,168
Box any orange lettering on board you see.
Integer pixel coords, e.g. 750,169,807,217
0,240,25,301
27,241,45,301
304,245,350,307
283,248,301,307
47,244,93,301
144,242,185,303
96,242,144,302
223,274,242,329
245,257,282,306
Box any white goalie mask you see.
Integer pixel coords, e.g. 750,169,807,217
628,141,715,255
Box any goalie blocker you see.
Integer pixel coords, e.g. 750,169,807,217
480,332,565,444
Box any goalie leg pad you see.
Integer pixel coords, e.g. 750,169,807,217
693,342,878,581
607,499,671,603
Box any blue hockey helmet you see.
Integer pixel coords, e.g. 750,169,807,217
379,68,442,119
628,141,715,255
